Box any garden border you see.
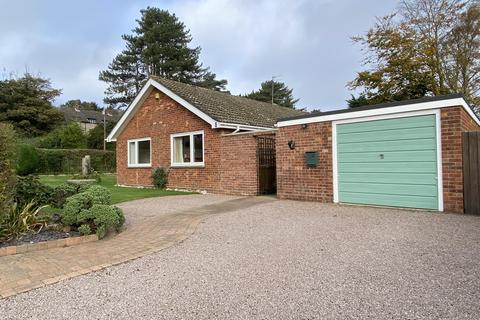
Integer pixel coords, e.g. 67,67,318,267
0,234,98,257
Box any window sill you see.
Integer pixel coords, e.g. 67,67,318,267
171,164,205,169
127,164,152,168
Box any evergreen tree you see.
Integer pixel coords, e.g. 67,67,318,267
0,73,63,136
99,7,227,108
60,99,100,111
245,80,299,109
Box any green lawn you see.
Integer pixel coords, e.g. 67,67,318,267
40,174,193,204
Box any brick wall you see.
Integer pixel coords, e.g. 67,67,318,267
116,88,263,195
276,106,480,213
276,122,333,201
441,106,480,213
219,132,275,196
117,89,226,191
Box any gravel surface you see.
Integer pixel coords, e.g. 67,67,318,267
1,198,480,319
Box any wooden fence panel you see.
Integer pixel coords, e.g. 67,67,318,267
463,132,480,215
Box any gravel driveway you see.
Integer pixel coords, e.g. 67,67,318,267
1,197,480,319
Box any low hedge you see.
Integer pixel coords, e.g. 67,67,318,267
35,148,115,174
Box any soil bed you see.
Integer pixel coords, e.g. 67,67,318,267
0,230,80,248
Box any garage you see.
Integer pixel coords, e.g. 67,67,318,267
276,94,480,213
334,113,440,210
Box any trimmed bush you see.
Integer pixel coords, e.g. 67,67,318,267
0,122,16,214
113,206,125,231
62,192,93,226
152,167,168,189
61,185,121,239
16,144,39,175
84,185,111,205
15,175,53,206
91,204,121,238
36,148,115,174
78,224,92,236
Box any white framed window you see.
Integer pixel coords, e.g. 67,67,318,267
127,138,151,167
170,130,204,167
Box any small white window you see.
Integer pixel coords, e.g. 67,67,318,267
171,131,204,167
127,138,151,167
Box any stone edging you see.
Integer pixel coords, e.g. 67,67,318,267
0,234,98,257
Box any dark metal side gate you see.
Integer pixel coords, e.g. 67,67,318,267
257,136,276,194
463,132,480,215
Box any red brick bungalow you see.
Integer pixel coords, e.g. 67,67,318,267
108,78,480,214
106,76,304,195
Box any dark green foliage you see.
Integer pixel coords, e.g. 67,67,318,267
99,7,227,108
60,99,100,111
16,144,39,175
78,224,92,236
50,183,81,208
0,73,63,136
14,175,52,206
38,123,87,149
35,148,115,174
0,122,16,214
152,167,168,189
87,121,116,150
245,80,299,109
347,94,371,108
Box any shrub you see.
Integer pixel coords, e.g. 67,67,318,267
152,167,168,189
84,185,111,205
50,183,80,208
36,148,115,174
16,144,39,175
61,187,122,239
0,122,17,214
87,121,116,151
38,123,87,149
0,201,47,241
14,175,53,206
113,206,125,231
62,192,94,226
78,224,91,236
76,204,124,239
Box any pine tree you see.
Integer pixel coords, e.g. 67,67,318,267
245,80,299,109
99,7,227,108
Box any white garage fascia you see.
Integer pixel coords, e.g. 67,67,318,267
277,97,479,128
331,109,444,212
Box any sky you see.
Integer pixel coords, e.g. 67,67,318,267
0,0,398,112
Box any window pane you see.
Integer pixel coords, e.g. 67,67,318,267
129,141,136,164
173,137,183,163
182,136,190,162
137,140,150,164
193,134,203,163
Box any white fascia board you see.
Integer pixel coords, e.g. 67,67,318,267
277,97,480,128
215,122,273,131
106,81,154,142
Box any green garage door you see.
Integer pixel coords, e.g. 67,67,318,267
336,114,439,210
